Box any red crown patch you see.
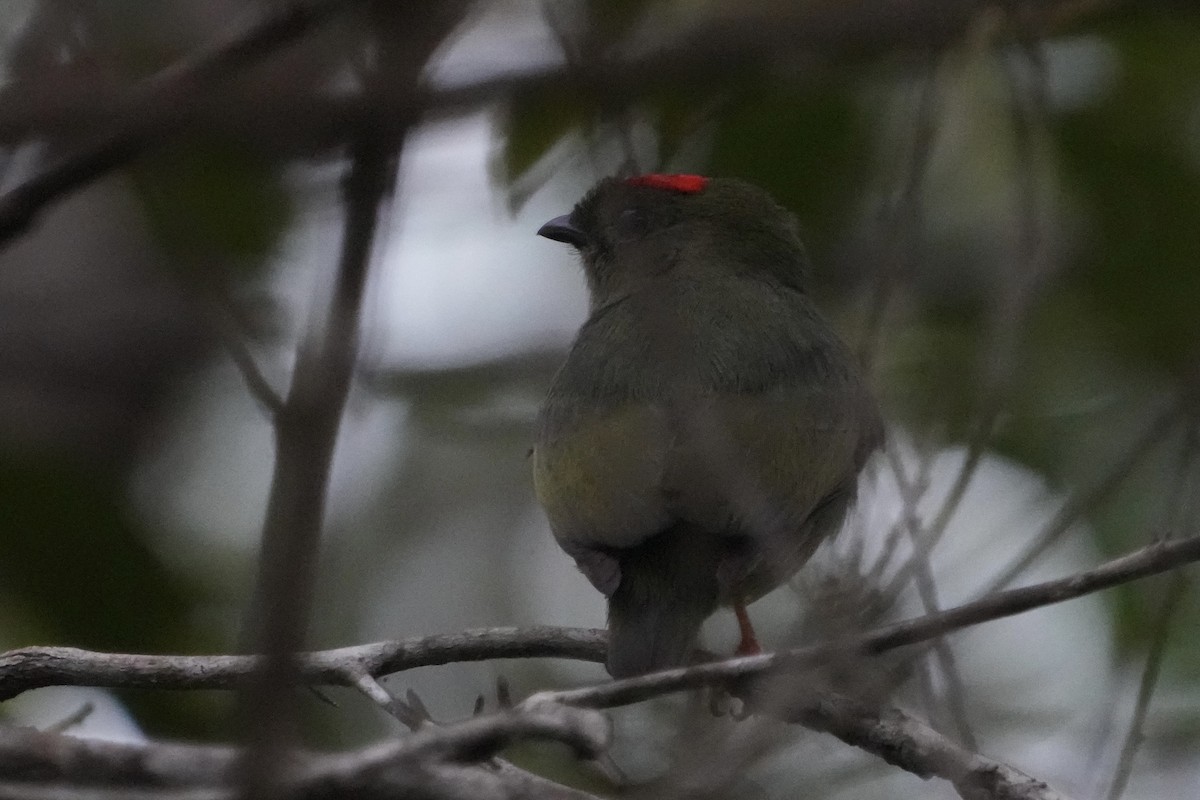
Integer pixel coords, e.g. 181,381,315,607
624,174,710,194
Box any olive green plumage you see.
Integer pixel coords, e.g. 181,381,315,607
533,176,882,678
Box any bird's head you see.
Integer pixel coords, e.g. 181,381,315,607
538,174,809,307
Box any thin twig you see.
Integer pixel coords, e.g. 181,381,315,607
1103,420,1199,800
881,29,1055,603
906,532,979,749
979,400,1183,595
856,51,941,372
849,439,975,746
870,444,979,746
1102,572,1187,800
863,436,936,583
40,702,95,734
215,320,285,418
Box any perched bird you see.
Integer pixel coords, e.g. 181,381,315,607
533,174,883,678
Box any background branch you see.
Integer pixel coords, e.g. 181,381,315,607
235,100,402,800
0,0,1127,252
0,705,609,800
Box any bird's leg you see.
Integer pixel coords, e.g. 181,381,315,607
733,602,761,656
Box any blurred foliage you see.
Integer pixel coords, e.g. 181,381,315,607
130,135,293,266
1054,13,1200,371
0,0,296,740
707,78,872,262
0,460,191,650
499,83,595,193
0,456,232,735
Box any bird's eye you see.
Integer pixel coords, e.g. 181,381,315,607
616,208,650,239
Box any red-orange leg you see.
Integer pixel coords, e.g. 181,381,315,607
733,602,762,656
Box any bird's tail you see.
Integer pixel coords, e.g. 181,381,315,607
606,522,721,678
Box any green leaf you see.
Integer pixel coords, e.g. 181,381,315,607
130,136,293,267
1052,15,1200,372
708,78,870,261
499,85,595,180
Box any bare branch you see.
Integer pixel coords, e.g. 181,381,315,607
349,672,407,721
0,785,222,800
236,111,403,800
212,315,285,418
0,626,606,701
2,535,1197,797
525,533,1200,710
6,532,1200,706
782,691,1073,800
0,725,237,787
0,705,609,800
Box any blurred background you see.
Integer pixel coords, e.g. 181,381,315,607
0,1,1198,798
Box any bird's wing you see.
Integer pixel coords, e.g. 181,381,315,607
662,381,871,536
533,399,675,595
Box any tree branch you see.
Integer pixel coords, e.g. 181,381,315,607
5,534,1200,705
0,626,606,701
522,533,1200,712
780,691,1072,800
3,535,1195,797
0,704,609,800
235,93,402,800
0,0,1126,251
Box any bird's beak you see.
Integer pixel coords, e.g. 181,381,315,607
537,214,587,248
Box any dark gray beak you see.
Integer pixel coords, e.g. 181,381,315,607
537,214,587,248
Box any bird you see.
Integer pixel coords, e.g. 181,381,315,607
532,173,883,678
